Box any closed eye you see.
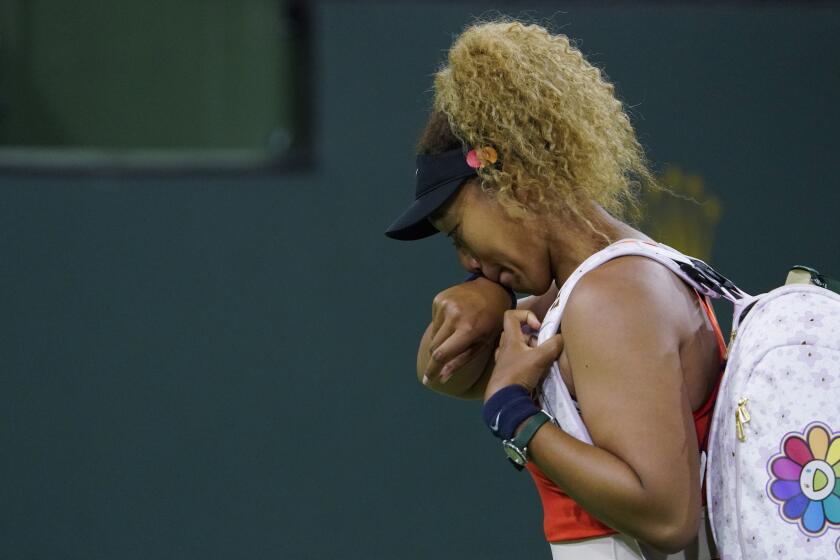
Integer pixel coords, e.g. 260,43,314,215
451,235,477,262
447,225,471,253
446,224,461,246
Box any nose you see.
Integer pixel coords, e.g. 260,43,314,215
457,250,482,275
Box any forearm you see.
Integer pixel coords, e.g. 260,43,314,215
527,423,699,552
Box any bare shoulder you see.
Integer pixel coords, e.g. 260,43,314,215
563,255,691,341
560,256,701,476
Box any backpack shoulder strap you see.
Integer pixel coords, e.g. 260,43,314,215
536,239,752,444
543,239,753,333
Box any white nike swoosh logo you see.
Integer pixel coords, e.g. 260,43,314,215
490,411,501,432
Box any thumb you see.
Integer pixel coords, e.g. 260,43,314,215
535,334,564,364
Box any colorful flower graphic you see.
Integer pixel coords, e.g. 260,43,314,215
767,422,840,536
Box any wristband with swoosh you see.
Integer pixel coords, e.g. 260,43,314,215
482,384,540,440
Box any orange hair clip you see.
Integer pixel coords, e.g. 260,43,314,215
466,146,498,169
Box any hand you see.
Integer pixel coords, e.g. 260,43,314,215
484,310,564,402
424,277,512,384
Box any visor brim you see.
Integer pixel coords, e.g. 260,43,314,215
384,177,466,240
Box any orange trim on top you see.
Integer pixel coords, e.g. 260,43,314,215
695,291,727,361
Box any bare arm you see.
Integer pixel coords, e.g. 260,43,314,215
486,262,699,552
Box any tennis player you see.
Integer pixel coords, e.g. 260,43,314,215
386,20,721,560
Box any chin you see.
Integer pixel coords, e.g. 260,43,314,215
513,281,536,296
530,277,553,296
504,271,550,296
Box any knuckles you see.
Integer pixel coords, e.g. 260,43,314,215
433,297,484,331
432,293,463,316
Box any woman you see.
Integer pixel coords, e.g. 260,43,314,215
385,20,722,560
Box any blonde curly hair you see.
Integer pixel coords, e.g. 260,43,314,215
424,19,656,229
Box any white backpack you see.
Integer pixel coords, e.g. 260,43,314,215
536,239,840,559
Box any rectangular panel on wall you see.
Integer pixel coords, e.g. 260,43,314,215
0,0,312,172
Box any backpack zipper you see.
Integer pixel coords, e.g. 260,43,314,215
735,397,751,442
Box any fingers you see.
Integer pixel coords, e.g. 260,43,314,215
495,326,562,370
429,320,456,360
535,334,565,364
502,310,541,350
426,328,475,383
439,346,480,383
423,319,454,379
430,329,476,373
503,309,541,334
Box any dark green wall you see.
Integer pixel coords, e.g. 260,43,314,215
2,3,839,558
0,0,293,150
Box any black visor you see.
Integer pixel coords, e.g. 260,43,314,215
384,148,476,240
